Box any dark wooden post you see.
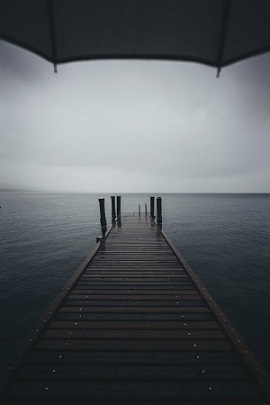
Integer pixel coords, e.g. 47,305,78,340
117,196,121,218
157,197,162,228
117,196,122,227
111,196,116,224
145,203,147,217
138,204,141,217
150,196,155,219
98,198,107,235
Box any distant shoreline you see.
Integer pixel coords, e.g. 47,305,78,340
0,189,269,196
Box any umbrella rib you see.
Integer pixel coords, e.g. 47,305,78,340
46,0,58,72
216,0,232,77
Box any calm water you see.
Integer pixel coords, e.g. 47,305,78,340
0,192,270,373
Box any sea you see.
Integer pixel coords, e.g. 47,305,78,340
0,192,270,374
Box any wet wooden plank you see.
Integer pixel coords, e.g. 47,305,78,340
58,305,210,314
25,350,243,366
6,381,261,401
75,283,196,289
49,320,218,329
72,289,199,295
82,274,190,278
62,299,205,306
17,363,251,381
80,268,189,274
73,283,196,290
1,401,263,405
54,313,218,322
67,293,200,300
36,339,232,351
42,329,226,340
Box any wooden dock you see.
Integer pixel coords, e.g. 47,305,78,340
1,211,270,404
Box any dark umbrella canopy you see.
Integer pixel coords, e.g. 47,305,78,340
1,0,270,74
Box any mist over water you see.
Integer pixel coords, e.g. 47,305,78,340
0,192,270,373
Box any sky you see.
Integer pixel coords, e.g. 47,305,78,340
0,39,270,193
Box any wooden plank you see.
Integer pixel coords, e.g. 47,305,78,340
67,293,200,300
88,266,183,268
75,282,195,288
74,284,196,290
17,363,251,381
61,298,203,307
54,313,216,321
6,381,261,401
0,401,262,405
48,320,219,329
25,350,243,366
74,282,195,287
36,339,232,351
42,329,226,340
85,268,186,272
72,289,199,295
58,306,210,315
62,299,205,306
81,274,190,279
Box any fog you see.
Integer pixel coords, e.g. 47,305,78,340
1,40,269,193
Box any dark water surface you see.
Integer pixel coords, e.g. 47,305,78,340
0,192,270,373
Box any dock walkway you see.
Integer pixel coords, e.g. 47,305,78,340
1,213,270,404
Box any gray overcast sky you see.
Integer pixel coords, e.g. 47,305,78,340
0,40,269,193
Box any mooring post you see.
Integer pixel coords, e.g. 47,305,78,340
117,196,121,218
150,196,155,219
98,198,107,235
157,197,162,228
111,196,116,224
138,204,141,217
145,203,147,217
117,196,122,227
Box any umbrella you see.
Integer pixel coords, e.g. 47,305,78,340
1,0,270,75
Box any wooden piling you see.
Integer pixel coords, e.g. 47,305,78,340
117,196,121,218
98,198,107,235
157,196,162,227
150,196,155,219
117,196,122,227
111,196,116,224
